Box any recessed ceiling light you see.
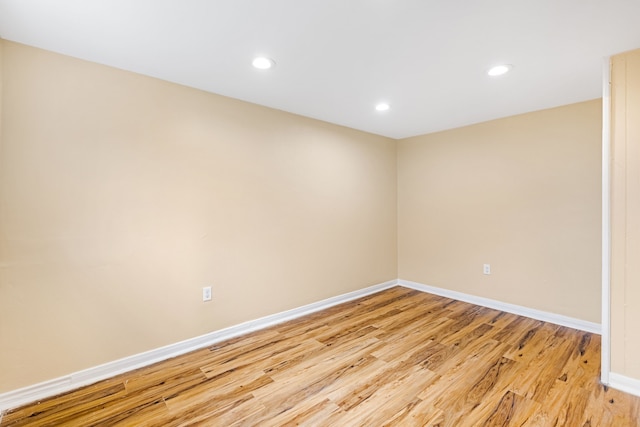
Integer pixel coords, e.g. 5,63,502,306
375,103,390,112
252,56,275,70
487,64,512,77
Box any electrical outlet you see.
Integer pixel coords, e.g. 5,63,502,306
202,286,212,301
483,264,491,275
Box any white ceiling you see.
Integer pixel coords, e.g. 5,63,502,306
1,0,639,139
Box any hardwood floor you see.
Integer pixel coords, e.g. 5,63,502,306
2,286,639,426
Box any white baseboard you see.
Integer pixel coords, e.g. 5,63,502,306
0,280,397,412
607,373,640,398
397,279,601,334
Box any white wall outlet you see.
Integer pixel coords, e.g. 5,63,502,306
202,286,212,302
483,264,491,275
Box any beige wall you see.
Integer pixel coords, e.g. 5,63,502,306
610,49,640,379
0,40,398,392
398,100,602,323
0,38,606,395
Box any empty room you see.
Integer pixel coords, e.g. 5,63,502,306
1,1,640,425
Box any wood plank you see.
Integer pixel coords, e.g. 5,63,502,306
2,286,639,426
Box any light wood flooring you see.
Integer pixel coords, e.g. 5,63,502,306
2,286,640,426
